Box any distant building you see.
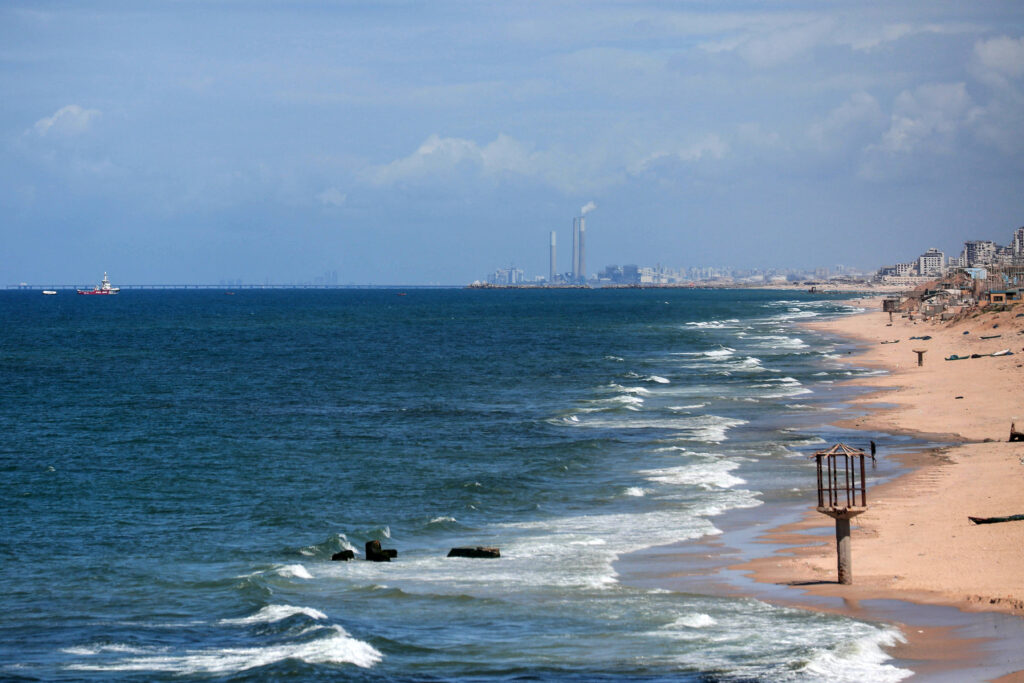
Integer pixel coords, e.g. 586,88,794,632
963,240,998,267
489,265,524,285
1014,226,1024,260
917,248,945,277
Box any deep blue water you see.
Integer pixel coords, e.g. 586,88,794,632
0,289,910,681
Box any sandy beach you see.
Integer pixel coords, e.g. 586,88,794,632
617,294,1024,680
747,296,1024,678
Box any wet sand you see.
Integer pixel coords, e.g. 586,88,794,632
617,295,1024,680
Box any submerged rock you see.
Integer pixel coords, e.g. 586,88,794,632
331,550,355,561
365,539,397,562
447,546,501,559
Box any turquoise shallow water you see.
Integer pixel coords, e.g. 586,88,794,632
0,288,911,681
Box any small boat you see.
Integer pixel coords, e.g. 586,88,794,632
980,334,1001,339
880,339,900,344
991,349,1014,356
909,335,931,340
945,354,970,361
77,272,120,295
42,290,57,295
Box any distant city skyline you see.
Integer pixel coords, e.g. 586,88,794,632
2,2,1023,285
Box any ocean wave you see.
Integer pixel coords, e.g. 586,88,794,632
604,382,652,395
684,319,740,328
750,335,809,350
275,564,313,580
640,459,746,489
645,375,670,384
299,533,356,559
692,347,735,358
797,628,910,682
667,403,706,412
429,515,458,524
64,644,170,656
564,413,746,443
772,310,820,321
761,387,813,399
66,625,383,673
623,486,646,497
220,604,327,625
666,613,717,629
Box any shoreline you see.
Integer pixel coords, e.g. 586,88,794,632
617,295,1024,680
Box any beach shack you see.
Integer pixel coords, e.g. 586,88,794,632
985,288,1020,304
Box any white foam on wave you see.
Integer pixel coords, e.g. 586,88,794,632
684,319,739,328
751,334,809,350
668,403,706,411
646,375,670,384
762,387,813,399
623,486,646,497
276,564,313,580
429,515,457,524
66,625,383,673
604,355,625,362
797,627,910,682
640,459,746,489
566,413,746,443
776,310,820,321
671,347,735,359
64,644,169,656
220,604,327,625
605,382,651,396
666,613,717,629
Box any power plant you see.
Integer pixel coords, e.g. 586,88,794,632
549,231,557,283
572,215,586,283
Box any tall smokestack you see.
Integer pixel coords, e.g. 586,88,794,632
572,217,580,281
549,231,557,283
578,216,586,283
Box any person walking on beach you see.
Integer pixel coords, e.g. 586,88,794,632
870,440,877,461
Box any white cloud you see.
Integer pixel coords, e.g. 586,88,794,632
316,187,347,207
974,35,1024,79
364,133,615,194
31,105,101,137
876,83,972,154
859,83,975,180
838,22,979,52
630,134,729,175
808,91,885,149
736,18,835,68
967,36,1024,154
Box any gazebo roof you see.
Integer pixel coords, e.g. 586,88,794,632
809,442,866,458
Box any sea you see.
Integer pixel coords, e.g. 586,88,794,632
0,288,916,681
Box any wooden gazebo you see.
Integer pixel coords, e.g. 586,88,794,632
810,443,869,584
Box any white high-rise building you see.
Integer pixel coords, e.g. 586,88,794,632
917,248,945,277
1013,226,1024,259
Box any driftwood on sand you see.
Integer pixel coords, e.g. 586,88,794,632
968,514,1024,525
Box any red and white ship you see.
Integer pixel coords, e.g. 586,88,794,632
77,272,120,295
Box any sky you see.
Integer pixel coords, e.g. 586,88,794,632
2,1,1023,285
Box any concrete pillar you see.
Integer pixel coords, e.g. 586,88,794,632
835,517,852,585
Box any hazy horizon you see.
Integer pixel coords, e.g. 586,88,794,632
2,1,1022,285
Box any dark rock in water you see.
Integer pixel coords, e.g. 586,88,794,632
447,546,501,559
331,550,355,561
365,539,397,562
